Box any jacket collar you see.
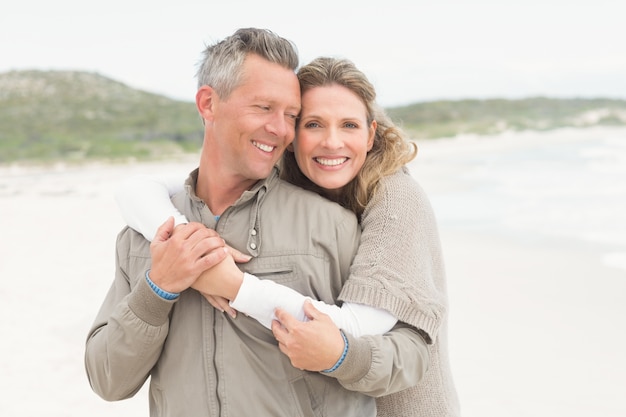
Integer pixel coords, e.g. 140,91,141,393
183,166,281,257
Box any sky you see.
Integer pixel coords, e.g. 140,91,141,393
1,0,625,107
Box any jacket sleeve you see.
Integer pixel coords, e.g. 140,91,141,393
324,322,429,396
84,228,175,401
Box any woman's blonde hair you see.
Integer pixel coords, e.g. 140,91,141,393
280,57,417,218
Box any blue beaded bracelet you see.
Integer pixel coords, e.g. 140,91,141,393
322,330,349,373
145,270,180,300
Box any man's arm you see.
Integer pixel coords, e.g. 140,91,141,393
329,323,429,396
85,221,228,400
84,228,174,400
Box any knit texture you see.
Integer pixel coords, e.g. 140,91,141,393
339,168,460,416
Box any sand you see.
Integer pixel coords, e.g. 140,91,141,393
1,128,624,416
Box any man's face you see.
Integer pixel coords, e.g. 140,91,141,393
207,54,301,183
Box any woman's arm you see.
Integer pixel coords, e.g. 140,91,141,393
192,255,397,338
115,174,188,241
269,170,443,392
231,272,397,337
115,174,397,337
339,169,448,342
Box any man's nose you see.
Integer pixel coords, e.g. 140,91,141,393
266,113,293,140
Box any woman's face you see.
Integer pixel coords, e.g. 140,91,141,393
291,84,376,193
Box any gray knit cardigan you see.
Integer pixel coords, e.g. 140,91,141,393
339,167,460,417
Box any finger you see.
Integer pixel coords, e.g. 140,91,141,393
203,293,224,312
213,295,237,318
186,234,226,261
198,245,229,269
302,299,320,320
204,293,236,317
276,340,288,357
153,217,175,243
171,225,224,260
168,222,200,242
274,308,298,331
271,319,287,338
226,245,252,263
173,222,220,242
173,222,189,233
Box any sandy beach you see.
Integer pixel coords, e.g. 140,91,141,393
1,127,624,416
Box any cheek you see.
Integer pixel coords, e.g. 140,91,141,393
354,136,371,159
292,132,315,156
290,140,308,169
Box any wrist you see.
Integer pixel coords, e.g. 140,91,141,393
145,269,180,300
321,330,349,373
223,269,244,300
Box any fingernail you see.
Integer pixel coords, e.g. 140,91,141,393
229,309,237,319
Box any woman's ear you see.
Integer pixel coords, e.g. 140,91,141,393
367,120,377,151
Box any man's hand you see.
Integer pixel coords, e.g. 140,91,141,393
272,301,345,371
149,217,228,294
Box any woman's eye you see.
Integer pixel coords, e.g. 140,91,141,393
304,122,320,128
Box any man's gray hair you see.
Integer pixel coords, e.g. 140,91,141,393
196,28,299,98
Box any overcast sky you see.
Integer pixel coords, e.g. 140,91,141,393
2,0,624,107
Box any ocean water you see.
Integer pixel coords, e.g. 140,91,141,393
415,128,626,273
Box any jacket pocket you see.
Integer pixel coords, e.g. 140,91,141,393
243,257,297,285
289,373,324,417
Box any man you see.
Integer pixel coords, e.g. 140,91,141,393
85,28,428,416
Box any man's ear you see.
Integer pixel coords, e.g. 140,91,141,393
196,86,216,121
286,143,295,152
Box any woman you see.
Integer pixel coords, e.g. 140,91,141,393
116,57,459,416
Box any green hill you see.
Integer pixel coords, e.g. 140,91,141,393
2,70,625,164
0,70,202,163
386,97,626,139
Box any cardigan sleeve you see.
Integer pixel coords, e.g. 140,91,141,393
338,168,448,343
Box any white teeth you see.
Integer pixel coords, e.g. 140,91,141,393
315,157,347,166
252,141,275,152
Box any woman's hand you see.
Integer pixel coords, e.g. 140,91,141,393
272,300,345,372
226,244,252,264
201,293,237,318
192,237,252,318
192,245,251,316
